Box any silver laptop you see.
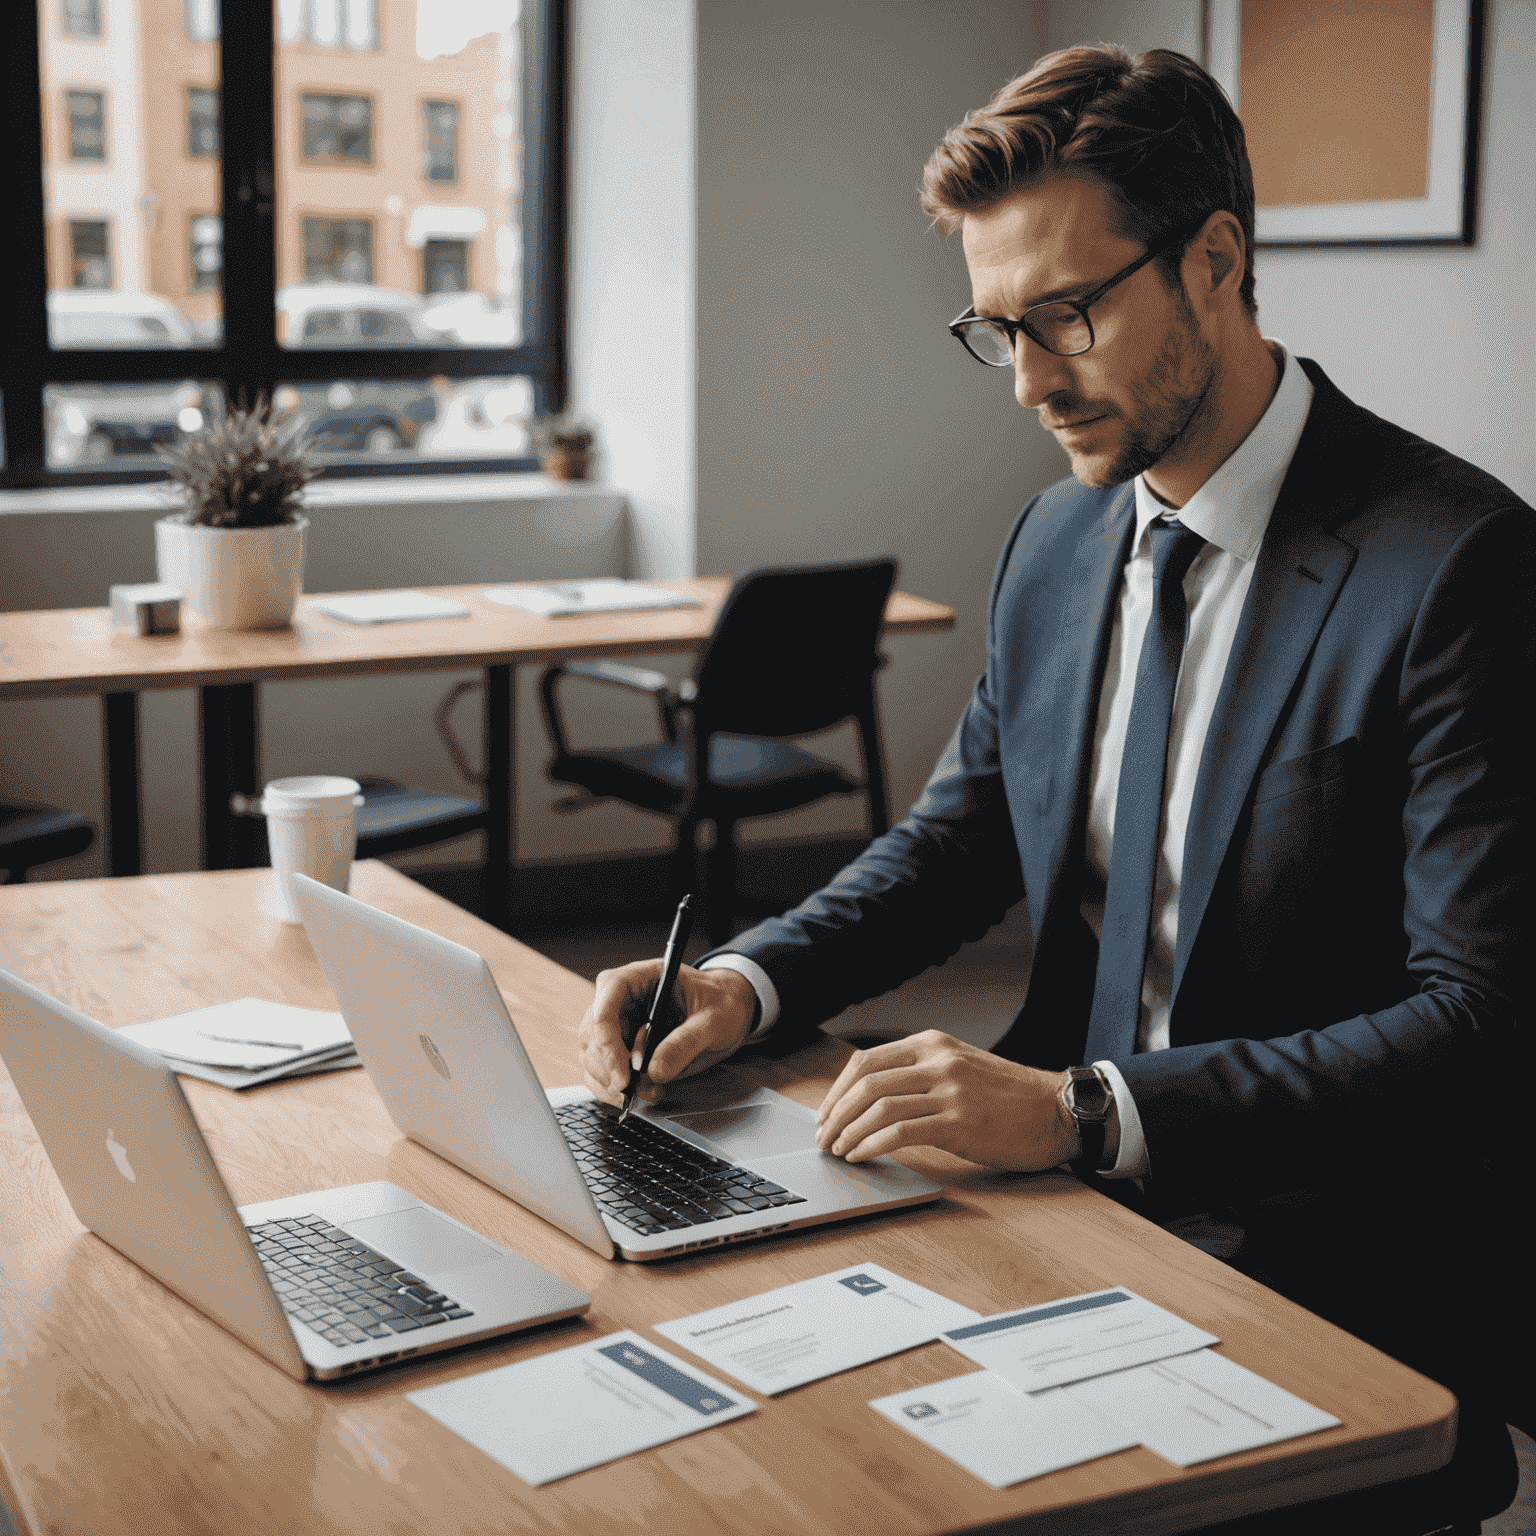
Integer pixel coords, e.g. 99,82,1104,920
0,967,591,1382
291,875,944,1262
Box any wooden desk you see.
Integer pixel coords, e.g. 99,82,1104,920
0,866,1454,1536
0,580,954,910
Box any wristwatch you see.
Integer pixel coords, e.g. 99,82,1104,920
1060,1065,1114,1172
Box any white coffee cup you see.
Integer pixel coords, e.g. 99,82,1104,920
262,776,365,924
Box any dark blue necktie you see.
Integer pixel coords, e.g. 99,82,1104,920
1084,518,1206,1064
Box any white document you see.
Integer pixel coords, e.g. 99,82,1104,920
653,1262,982,1396
311,591,472,624
1066,1348,1340,1467
941,1287,1218,1393
870,1369,1137,1489
120,998,351,1070
482,579,701,618
407,1329,755,1486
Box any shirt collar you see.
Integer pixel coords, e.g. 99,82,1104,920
1132,340,1315,561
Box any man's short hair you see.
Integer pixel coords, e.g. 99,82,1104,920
921,46,1258,317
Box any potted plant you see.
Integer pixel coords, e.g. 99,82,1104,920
154,398,319,630
531,414,596,481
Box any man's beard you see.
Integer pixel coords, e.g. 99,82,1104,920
1053,306,1221,490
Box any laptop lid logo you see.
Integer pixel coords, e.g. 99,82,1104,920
419,1034,451,1080
105,1129,137,1182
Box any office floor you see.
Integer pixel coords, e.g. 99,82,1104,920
523,907,1535,1536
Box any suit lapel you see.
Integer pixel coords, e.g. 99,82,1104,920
1023,484,1137,927
1171,372,1361,1008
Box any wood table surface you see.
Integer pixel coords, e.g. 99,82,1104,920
0,865,1454,1535
0,577,955,699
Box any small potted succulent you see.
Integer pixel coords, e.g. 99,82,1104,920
531,413,596,481
154,398,319,630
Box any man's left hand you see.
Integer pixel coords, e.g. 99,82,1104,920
815,1030,1079,1171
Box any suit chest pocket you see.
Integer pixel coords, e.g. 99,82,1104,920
1237,738,1360,926
1251,736,1358,806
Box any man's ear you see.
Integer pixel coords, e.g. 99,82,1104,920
1193,210,1246,304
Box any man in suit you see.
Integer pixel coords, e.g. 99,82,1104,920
576,45,1529,1524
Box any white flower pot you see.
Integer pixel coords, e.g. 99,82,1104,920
155,515,309,630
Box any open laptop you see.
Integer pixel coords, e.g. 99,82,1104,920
291,875,944,1262
0,967,591,1382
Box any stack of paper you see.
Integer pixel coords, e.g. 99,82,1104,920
119,998,360,1090
871,1286,1340,1488
482,580,701,618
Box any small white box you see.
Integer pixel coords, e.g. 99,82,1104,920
110,582,182,636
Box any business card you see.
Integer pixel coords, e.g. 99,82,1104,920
407,1329,755,1485
869,1369,1137,1488
940,1286,1218,1392
654,1261,981,1395
1065,1347,1340,1466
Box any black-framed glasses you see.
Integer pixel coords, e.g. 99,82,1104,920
948,224,1200,366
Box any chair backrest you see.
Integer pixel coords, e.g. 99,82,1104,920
690,558,897,739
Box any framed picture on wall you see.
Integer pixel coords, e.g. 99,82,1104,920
1207,0,1484,246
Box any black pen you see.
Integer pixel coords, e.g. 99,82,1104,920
618,894,693,1123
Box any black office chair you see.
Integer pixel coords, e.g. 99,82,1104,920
350,778,487,861
538,558,898,942
0,801,96,882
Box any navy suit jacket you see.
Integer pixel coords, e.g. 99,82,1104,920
722,359,1531,1218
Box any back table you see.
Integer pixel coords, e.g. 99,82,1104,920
0,578,955,916
0,863,1455,1535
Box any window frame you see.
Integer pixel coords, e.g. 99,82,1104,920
421,96,460,186
65,86,108,162
187,85,220,160
4,0,567,488
299,89,375,166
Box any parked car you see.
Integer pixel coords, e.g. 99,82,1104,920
45,291,209,466
276,283,441,347
271,379,438,456
274,285,441,454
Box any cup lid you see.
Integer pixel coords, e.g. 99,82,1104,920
262,775,362,809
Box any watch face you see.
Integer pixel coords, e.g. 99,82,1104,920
1068,1070,1111,1120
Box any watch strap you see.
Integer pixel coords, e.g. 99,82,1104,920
1063,1064,1112,1173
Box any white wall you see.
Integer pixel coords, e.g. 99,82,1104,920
692,0,1065,839
568,0,697,580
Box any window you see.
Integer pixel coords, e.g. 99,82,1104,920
185,0,218,41
278,0,376,50
66,89,106,160
423,100,458,183
70,220,111,288
61,0,102,39
8,0,565,486
304,217,372,282
302,92,371,162
422,239,469,295
188,87,219,157
190,215,222,292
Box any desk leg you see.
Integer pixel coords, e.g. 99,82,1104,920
200,682,261,870
102,692,143,876
482,663,513,929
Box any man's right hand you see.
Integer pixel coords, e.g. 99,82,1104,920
577,960,758,1107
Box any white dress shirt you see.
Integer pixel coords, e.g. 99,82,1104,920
705,342,1315,1181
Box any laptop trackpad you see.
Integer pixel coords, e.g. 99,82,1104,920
667,1102,813,1160
345,1206,505,1275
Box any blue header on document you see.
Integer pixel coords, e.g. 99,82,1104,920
945,1290,1132,1341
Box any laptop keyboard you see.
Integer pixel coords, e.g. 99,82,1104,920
247,1214,474,1349
554,1099,807,1236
